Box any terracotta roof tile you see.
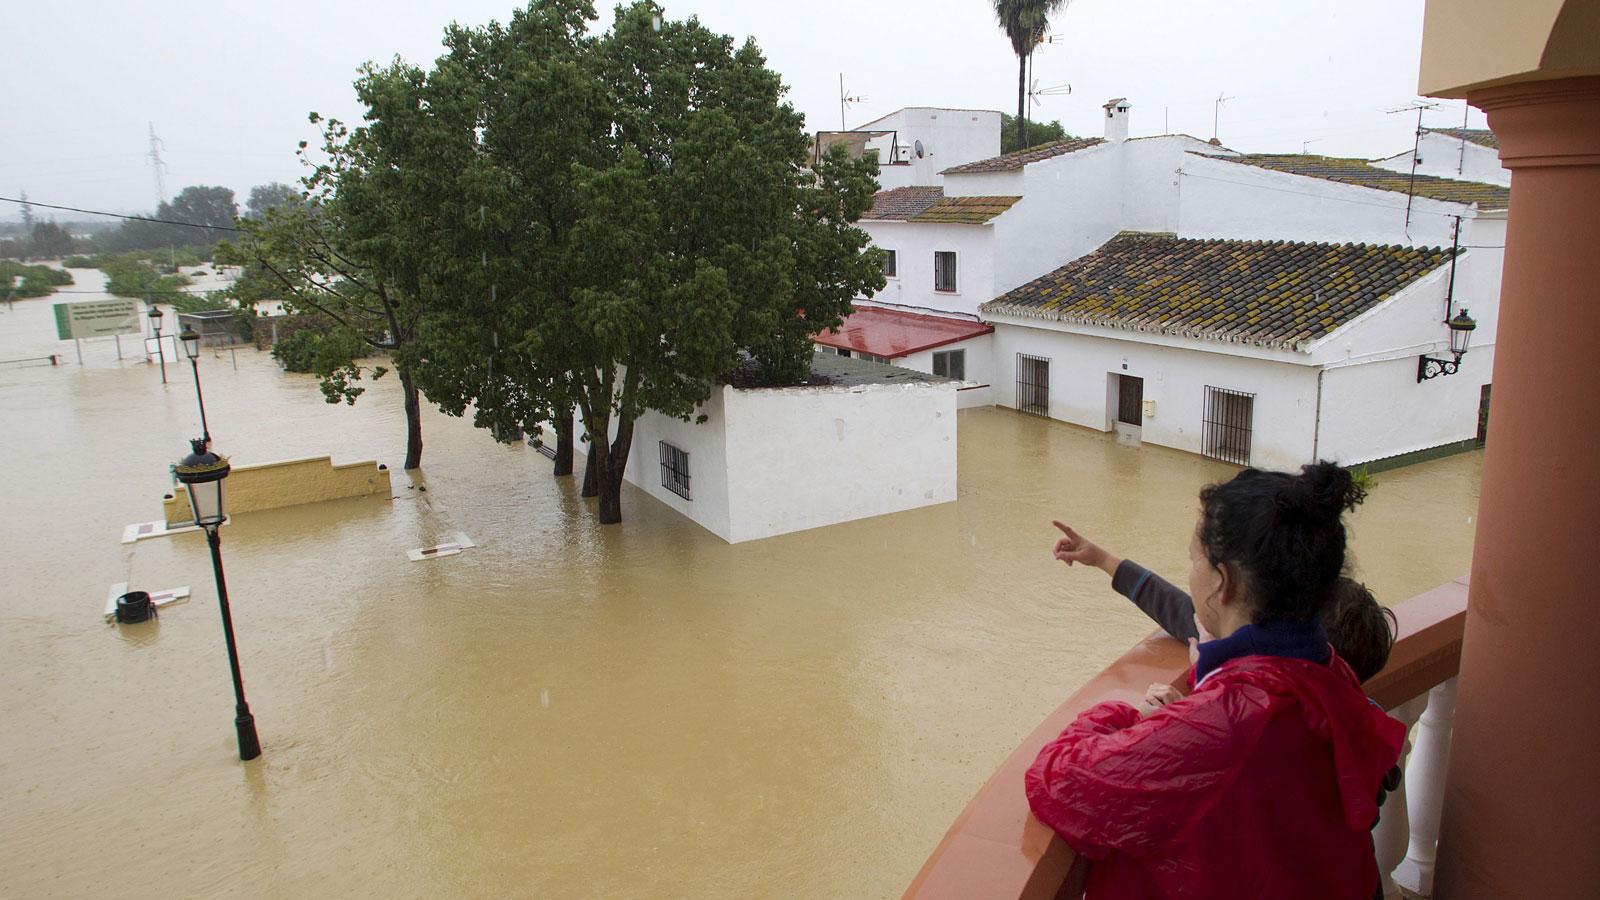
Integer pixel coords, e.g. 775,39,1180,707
941,137,1106,175
1206,153,1510,208
863,187,1021,224
981,231,1455,350
1426,127,1499,150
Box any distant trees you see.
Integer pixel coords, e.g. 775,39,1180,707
93,185,238,253
1000,114,1069,154
992,1,1073,152
29,222,73,258
244,183,303,220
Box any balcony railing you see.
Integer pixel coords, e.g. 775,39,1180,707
902,577,1469,900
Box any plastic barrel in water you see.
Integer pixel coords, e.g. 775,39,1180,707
116,591,153,624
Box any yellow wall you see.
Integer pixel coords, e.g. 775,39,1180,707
165,456,392,525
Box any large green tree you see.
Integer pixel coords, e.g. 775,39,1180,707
992,0,1072,152
337,0,883,524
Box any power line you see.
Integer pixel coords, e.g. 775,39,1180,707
0,196,239,232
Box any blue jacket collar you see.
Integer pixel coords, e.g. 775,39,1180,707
1195,618,1331,684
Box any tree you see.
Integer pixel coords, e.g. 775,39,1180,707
30,221,73,258
992,1,1072,152
245,182,304,219
1000,114,1069,154
19,192,33,230
333,0,883,523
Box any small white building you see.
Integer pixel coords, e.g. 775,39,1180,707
622,353,957,543
813,107,1002,190
812,303,996,408
1374,127,1509,187
982,232,1491,470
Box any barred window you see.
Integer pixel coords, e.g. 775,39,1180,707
883,249,897,278
933,349,965,381
1202,386,1254,465
659,441,691,500
1017,353,1050,415
934,251,958,292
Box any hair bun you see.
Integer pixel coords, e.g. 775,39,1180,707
1301,461,1366,518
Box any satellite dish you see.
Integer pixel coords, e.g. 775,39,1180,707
914,139,925,159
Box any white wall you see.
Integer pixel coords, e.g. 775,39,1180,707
624,379,958,543
987,315,1322,470
856,107,1002,188
1373,132,1510,186
1316,349,1492,465
860,220,996,316
721,380,957,542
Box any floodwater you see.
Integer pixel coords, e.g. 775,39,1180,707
0,268,1483,898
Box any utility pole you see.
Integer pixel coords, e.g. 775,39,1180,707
147,123,168,206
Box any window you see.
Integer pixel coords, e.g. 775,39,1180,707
1017,353,1050,414
860,352,890,364
659,441,691,500
1202,386,1254,465
932,349,966,381
883,249,898,278
934,251,958,292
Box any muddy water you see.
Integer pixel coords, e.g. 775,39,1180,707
0,273,1482,898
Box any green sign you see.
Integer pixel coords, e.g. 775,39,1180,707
53,299,142,340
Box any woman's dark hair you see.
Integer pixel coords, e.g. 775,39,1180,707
1197,461,1366,624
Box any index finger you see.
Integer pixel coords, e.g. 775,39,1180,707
1052,520,1078,538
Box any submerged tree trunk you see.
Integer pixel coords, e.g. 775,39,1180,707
399,367,423,470
552,405,574,477
1015,54,1028,151
596,420,635,525
581,436,599,497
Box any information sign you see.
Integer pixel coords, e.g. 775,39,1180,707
53,299,142,340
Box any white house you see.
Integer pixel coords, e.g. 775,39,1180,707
621,353,957,543
1374,127,1509,187
813,107,1002,191
812,304,996,408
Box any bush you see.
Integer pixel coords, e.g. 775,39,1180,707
63,256,97,269
0,261,73,297
270,329,320,372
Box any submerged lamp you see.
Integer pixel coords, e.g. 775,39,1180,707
179,325,202,361
1418,308,1478,382
175,438,229,526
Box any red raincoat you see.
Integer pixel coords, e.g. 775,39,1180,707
1025,654,1405,899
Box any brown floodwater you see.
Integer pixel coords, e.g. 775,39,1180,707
0,270,1482,898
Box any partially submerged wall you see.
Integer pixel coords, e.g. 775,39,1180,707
164,455,391,525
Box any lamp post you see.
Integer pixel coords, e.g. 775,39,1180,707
179,325,210,445
1417,308,1478,381
148,302,166,384
175,439,261,761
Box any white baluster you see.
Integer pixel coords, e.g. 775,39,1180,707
1376,694,1428,899
1393,676,1459,897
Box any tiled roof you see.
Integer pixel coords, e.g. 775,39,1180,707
1426,127,1499,149
1205,153,1510,208
814,306,993,358
941,137,1106,175
981,231,1455,350
863,187,1021,224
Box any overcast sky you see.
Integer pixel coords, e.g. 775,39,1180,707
1,0,1486,222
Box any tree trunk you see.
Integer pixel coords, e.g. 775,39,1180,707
399,367,423,470
596,420,635,525
581,437,599,497
1016,54,1028,151
552,405,574,477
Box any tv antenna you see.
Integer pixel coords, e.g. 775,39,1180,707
838,74,866,130
1386,100,1442,230
147,123,169,205
1212,92,1234,142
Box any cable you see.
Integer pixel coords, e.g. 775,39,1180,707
0,196,240,232
1176,168,1505,219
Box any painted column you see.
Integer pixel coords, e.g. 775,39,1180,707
1435,76,1600,897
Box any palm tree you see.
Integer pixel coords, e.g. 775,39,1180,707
992,0,1071,152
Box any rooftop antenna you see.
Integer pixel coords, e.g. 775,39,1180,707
1457,100,1471,176
1301,139,1320,155
838,74,866,130
1386,100,1442,230
147,123,168,205
1212,92,1234,142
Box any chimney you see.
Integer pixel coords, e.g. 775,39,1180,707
1103,97,1131,142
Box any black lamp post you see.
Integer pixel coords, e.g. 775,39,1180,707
148,302,166,384
179,325,210,445
175,439,261,761
1417,308,1478,382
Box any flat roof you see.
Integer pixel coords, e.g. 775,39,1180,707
814,306,993,358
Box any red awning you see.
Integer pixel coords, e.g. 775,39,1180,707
815,306,993,359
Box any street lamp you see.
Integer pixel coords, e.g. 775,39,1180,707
147,302,166,384
179,325,210,445
1417,308,1479,381
175,438,261,761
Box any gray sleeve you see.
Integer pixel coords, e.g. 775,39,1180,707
1111,559,1201,642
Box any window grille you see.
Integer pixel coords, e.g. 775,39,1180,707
1202,386,1254,465
934,251,957,292
883,249,897,278
933,349,966,381
1016,353,1050,415
659,441,691,500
